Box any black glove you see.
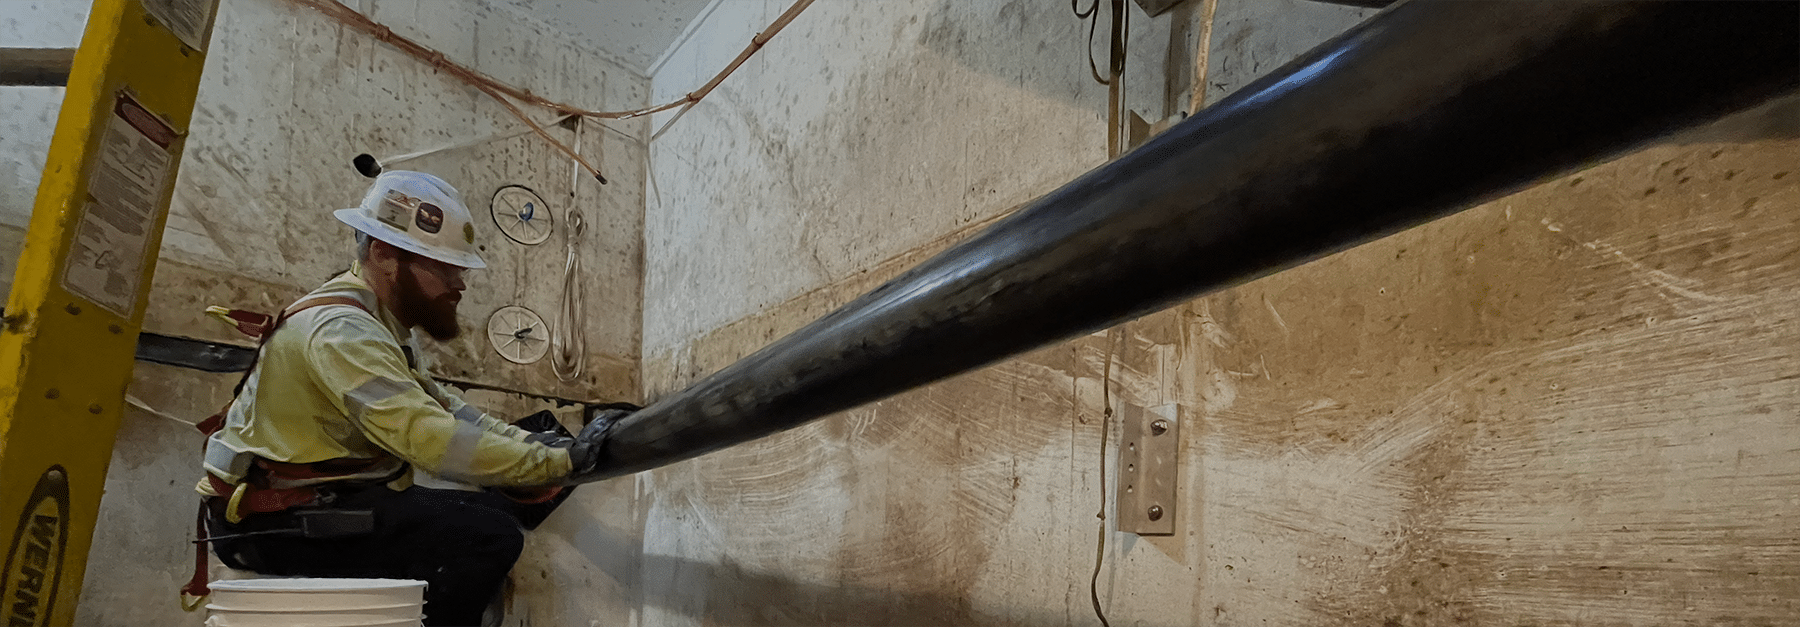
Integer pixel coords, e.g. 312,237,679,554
513,409,573,438
567,408,632,479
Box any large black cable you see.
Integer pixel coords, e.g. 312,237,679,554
573,1,1800,483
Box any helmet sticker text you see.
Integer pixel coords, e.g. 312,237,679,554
376,190,417,232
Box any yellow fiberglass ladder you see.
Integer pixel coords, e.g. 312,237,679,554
0,0,219,624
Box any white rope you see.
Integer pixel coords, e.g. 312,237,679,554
552,119,589,384
124,394,199,428
376,113,575,168
550,209,587,383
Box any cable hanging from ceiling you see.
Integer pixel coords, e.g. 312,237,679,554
1072,0,1110,86
286,0,818,170
552,118,589,384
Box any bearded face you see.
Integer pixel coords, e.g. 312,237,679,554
394,254,464,341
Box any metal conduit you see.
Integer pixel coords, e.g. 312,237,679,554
573,1,1800,483
0,48,76,86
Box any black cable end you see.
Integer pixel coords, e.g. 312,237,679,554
353,154,382,178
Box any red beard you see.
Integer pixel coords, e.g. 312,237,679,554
397,262,461,342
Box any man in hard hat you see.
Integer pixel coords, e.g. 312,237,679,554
196,171,611,626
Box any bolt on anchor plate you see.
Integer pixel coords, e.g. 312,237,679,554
1117,402,1182,535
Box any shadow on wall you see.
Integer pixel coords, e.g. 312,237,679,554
1670,89,1800,144
912,0,1109,106
559,515,1182,627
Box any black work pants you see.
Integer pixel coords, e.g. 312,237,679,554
207,485,523,627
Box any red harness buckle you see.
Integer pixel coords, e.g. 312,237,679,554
205,306,276,339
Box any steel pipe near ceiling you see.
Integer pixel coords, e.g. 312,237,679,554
572,1,1799,482
0,48,76,86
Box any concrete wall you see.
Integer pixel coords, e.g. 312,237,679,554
2,0,647,624
629,1,1799,626
6,0,1796,624
644,0,1155,362
0,1,92,292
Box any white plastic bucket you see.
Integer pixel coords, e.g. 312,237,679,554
205,578,425,627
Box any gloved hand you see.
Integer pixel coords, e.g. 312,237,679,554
567,407,631,479
495,409,577,510
513,409,573,438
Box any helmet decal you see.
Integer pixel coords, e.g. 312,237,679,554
376,190,416,231
415,202,444,234
337,171,486,269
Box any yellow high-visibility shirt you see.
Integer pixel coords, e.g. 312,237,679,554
199,266,571,495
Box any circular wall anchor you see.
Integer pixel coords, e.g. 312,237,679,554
490,185,553,245
486,305,551,364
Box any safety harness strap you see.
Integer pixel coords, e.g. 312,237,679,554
183,295,377,609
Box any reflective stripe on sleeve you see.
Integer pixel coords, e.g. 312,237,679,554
437,419,486,480
452,404,482,423
342,377,410,419
202,435,255,482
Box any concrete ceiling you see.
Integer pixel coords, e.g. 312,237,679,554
499,0,714,74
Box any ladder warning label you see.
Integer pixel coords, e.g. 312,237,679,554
62,93,177,318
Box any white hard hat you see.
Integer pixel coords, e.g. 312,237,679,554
334,171,487,269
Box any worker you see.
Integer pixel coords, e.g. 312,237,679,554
194,171,615,626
